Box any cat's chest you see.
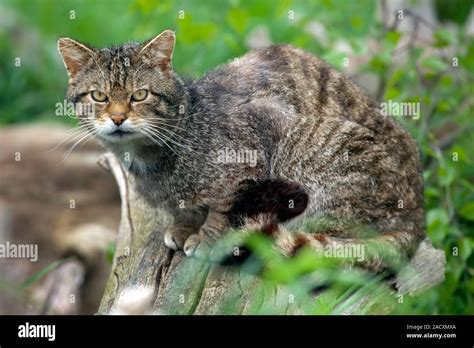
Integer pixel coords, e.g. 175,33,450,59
125,157,196,206
115,146,149,175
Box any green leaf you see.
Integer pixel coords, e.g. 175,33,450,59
423,169,432,181
21,258,69,288
384,86,401,100
427,208,450,245
323,52,348,69
369,52,391,73
458,238,473,260
388,69,405,85
350,16,363,30
440,74,453,87
436,100,452,113
458,202,474,221
421,56,448,72
425,187,439,198
438,162,456,186
385,31,402,46
106,241,116,264
450,146,467,162
227,8,248,33
434,29,456,48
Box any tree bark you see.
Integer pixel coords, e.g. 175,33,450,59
97,153,446,315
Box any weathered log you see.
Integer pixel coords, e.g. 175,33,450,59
97,153,445,315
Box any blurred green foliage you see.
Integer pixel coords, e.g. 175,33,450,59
0,0,473,314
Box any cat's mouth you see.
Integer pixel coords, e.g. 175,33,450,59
101,129,140,143
109,129,133,138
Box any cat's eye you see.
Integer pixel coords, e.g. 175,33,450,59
91,90,107,102
131,89,148,102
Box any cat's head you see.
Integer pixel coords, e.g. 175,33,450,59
57,30,189,146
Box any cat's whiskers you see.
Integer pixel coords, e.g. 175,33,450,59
48,118,95,144
48,124,92,152
146,118,199,135
140,127,187,161
145,118,207,144
139,128,164,146
142,126,188,152
143,124,204,156
57,127,98,165
171,110,204,122
143,121,204,149
143,125,202,154
144,119,204,141
63,122,95,143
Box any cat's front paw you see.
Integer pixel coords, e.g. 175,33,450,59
164,226,197,251
183,233,238,263
164,231,180,250
183,233,219,261
183,233,204,257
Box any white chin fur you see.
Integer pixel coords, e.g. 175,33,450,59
100,132,142,144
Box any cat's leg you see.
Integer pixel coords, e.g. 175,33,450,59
183,209,230,259
180,179,291,259
216,178,311,264
184,178,310,261
164,224,199,250
164,208,208,250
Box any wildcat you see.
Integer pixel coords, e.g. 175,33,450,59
58,30,425,272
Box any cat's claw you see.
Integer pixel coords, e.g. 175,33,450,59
164,226,196,250
184,234,233,263
183,234,202,257
184,234,218,261
164,232,179,250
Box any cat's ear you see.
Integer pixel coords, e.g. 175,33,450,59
57,38,95,79
139,30,176,73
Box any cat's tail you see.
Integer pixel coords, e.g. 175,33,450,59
229,178,422,274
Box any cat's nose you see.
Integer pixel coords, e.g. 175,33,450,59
110,114,126,126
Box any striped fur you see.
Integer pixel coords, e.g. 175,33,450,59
58,31,425,269
229,179,414,273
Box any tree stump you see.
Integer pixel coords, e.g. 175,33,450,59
97,153,446,315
